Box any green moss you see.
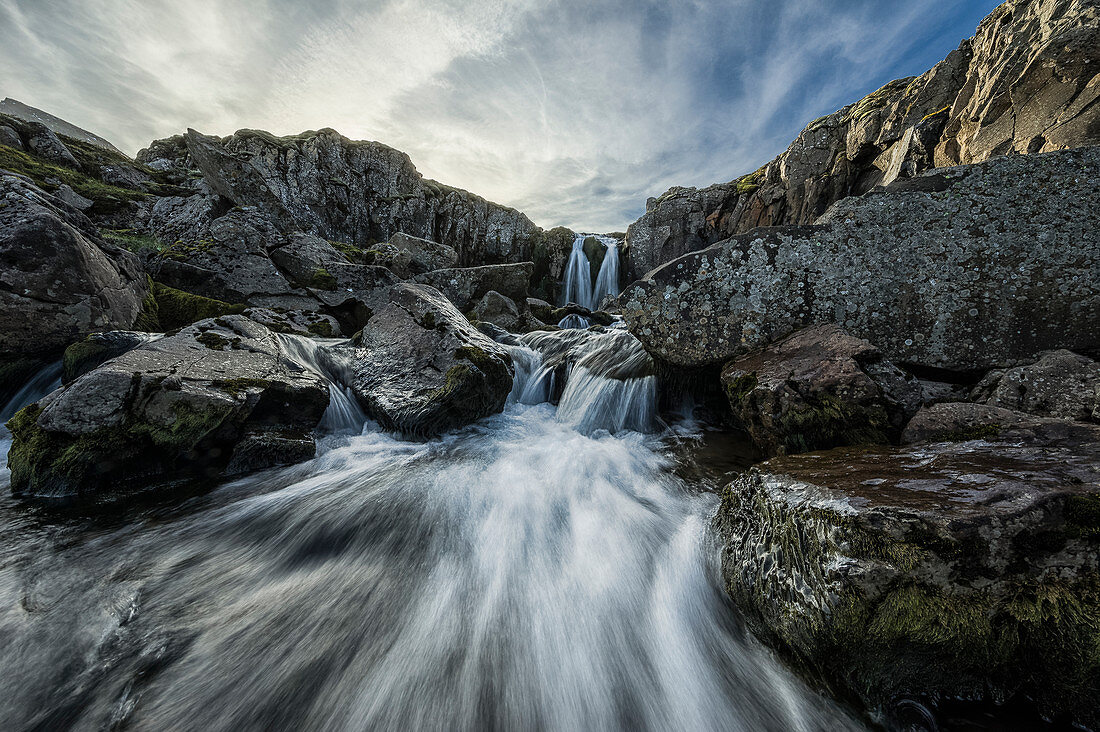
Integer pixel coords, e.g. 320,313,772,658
212,377,271,397
158,238,215,262
306,320,334,338
100,228,163,253
778,392,889,454
723,372,758,404
62,339,111,384
1066,493,1100,541
151,282,245,331
196,332,231,350
734,167,766,195
0,143,147,213
308,267,337,290
454,345,499,373
941,423,1001,442
419,311,438,330
431,364,472,401
330,239,367,263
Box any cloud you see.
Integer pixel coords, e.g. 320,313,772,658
0,0,999,231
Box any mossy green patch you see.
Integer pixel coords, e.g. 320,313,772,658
306,320,334,338
723,372,758,404
308,267,337,290
100,228,163,253
146,282,245,331
778,392,889,454
1066,493,1100,541
62,339,111,384
158,238,215,262
212,377,271,397
196,332,231,350
941,423,1001,442
0,143,146,213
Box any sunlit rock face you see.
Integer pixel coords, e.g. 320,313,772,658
623,146,1100,372
625,0,1100,278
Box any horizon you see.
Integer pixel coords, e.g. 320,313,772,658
1,0,999,231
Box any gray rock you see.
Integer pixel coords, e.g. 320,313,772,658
0,174,148,362
23,121,81,170
623,148,1100,371
7,315,329,498
901,402,1100,446
241,307,341,338
389,232,458,273
624,0,1100,278
0,125,23,150
526,297,554,323
61,331,159,384
720,324,920,457
325,283,513,435
470,290,520,331
715,438,1100,728
54,184,93,211
412,262,532,312
970,350,1100,422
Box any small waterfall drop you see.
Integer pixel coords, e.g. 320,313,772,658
592,240,620,308
277,334,368,435
559,233,592,309
559,233,621,312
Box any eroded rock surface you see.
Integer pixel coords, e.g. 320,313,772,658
970,349,1100,422
623,148,1100,371
901,401,1100,446
412,262,533,313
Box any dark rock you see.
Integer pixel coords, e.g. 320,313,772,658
548,305,615,327
7,315,329,498
53,184,93,211
526,297,554,323
720,324,920,457
412,262,532,312
0,174,148,363
241,307,340,338
715,439,1100,729
325,283,512,435
389,232,458,273
470,290,520,331
623,148,1100,371
62,331,157,384
0,124,23,150
23,121,81,170
970,350,1100,423
624,0,1100,278
901,402,1100,446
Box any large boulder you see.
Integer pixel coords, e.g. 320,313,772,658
624,0,1100,278
0,174,147,394
6,316,329,498
715,439,1100,729
412,262,533,312
388,232,458,274
901,401,1100,446
469,290,521,332
623,147,1100,371
721,324,920,456
970,350,1100,423
325,284,513,435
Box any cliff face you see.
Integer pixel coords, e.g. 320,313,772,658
625,0,1100,279
139,128,545,269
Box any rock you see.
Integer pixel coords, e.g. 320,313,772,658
412,262,532,312
388,232,458,273
267,232,399,316
241,307,340,338
901,402,1100,446
970,350,1100,423
54,184,93,211
548,305,615,327
720,324,920,457
0,174,148,363
325,283,512,435
0,125,23,150
526,297,554,323
23,121,81,170
62,331,158,384
715,439,1100,729
624,0,1100,278
1,97,126,156
469,290,520,331
6,316,329,498
623,147,1100,371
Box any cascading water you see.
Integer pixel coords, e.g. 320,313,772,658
592,239,620,307
0,327,864,731
559,233,621,317
560,233,593,310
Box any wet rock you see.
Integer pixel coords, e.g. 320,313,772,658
6,315,329,498
0,174,148,364
623,147,1100,371
326,283,513,435
901,402,1100,446
53,184,93,211
412,262,532,312
715,440,1100,729
469,290,521,331
720,324,920,457
526,297,554,323
61,331,158,384
241,307,340,338
970,350,1100,423
548,305,615,327
624,0,1100,277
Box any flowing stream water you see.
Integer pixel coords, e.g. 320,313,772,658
0,325,864,730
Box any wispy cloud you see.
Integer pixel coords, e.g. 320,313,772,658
0,0,998,231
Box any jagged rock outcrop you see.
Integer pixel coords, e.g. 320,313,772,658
626,0,1100,277
6,316,329,498
721,325,920,456
623,147,1100,371
325,284,513,435
0,174,148,395
970,349,1100,422
715,438,1100,729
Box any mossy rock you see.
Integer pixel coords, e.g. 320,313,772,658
138,281,246,332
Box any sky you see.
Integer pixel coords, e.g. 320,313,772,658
0,0,1000,232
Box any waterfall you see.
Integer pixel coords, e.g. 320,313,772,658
277,334,368,434
559,233,592,309
592,240,620,308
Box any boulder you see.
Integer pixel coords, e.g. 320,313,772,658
241,307,340,338
61,331,158,384
0,174,148,364
715,439,1100,729
970,350,1100,423
0,124,23,150
6,316,329,498
389,232,458,273
53,184,93,211
23,121,81,170
623,147,1100,371
469,290,520,331
526,297,554,323
901,402,1100,446
325,284,513,435
412,262,532,312
624,0,1100,278
720,324,920,456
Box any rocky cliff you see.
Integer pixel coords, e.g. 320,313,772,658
625,0,1100,278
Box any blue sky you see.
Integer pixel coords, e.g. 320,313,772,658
0,0,999,231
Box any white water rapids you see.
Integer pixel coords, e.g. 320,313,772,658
0,328,863,730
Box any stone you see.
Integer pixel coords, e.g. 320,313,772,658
526,297,554,323
23,121,81,170
62,331,158,384
720,324,920,457
470,290,520,331
324,284,513,435
970,350,1100,423
412,262,533,312
6,315,329,498
0,125,23,150
0,174,148,364
241,307,341,338
388,232,458,274
901,402,1100,446
624,0,1100,278
54,184,93,211
715,439,1100,729
623,148,1100,371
